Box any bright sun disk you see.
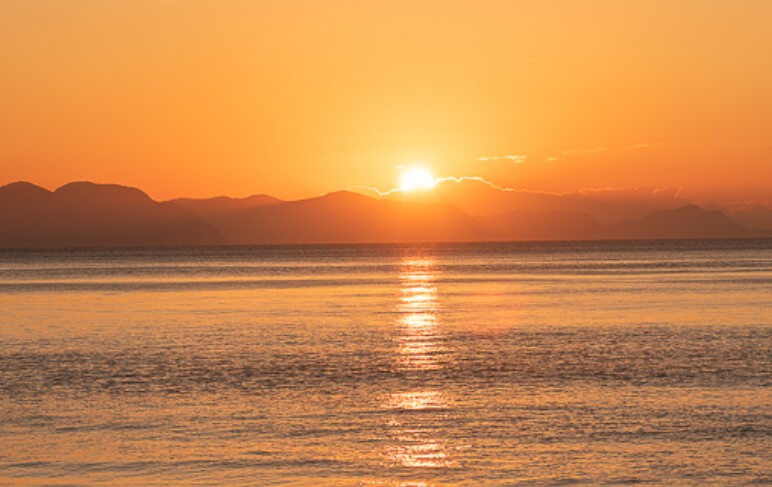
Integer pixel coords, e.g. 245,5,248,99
400,167,436,192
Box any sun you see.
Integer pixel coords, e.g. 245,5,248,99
400,167,436,192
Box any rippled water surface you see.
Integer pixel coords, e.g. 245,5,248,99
1,240,770,486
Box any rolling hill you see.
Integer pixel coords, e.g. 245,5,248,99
0,180,766,248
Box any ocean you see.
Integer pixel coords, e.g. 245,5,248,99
0,240,770,485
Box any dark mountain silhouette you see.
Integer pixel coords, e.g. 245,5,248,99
0,181,52,203
167,194,282,221
213,191,484,244
0,182,482,247
0,181,219,248
0,180,764,248
0,181,56,246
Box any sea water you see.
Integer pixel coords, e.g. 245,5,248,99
0,240,770,485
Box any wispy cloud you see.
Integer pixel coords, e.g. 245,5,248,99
476,154,527,164
545,145,614,162
560,146,608,156
434,175,516,191
628,143,652,150
347,185,399,197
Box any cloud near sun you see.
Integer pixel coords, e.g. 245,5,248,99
353,143,655,197
350,174,517,197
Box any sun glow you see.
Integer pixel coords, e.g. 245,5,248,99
400,167,436,192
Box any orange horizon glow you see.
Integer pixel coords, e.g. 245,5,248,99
1,1,771,204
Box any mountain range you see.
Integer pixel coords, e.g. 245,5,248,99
0,180,770,248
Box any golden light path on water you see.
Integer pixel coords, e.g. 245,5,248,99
384,257,455,474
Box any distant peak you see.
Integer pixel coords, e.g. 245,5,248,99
319,190,373,201
54,181,153,203
284,190,377,209
0,181,52,196
669,204,717,215
244,194,283,203
1,180,41,189
170,194,281,204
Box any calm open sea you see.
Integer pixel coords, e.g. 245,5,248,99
0,240,770,486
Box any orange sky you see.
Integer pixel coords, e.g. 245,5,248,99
1,0,770,202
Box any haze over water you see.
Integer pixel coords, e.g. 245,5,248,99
1,240,770,486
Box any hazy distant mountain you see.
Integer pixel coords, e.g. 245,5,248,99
392,179,690,224
484,210,605,241
479,204,751,241
0,180,765,248
611,205,748,239
726,205,772,233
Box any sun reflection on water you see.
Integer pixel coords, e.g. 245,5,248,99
387,390,448,411
384,257,455,471
394,259,445,373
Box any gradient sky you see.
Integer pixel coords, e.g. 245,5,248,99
1,0,770,202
